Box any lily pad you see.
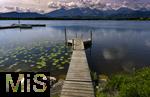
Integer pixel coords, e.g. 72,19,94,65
30,64,35,67
15,69,21,72
58,67,64,70
52,63,57,66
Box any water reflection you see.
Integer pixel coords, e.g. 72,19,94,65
103,47,126,60
0,20,150,76
0,24,72,76
145,40,150,48
47,21,150,75
122,61,136,73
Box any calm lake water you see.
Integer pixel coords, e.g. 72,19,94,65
0,20,150,76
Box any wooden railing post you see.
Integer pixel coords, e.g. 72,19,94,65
81,33,83,40
90,31,93,43
72,39,74,50
76,32,77,38
65,27,67,46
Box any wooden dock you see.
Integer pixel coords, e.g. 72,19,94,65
60,39,95,97
0,24,46,30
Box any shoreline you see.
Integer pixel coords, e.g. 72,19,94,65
0,18,150,21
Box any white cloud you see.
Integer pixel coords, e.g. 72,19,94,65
0,0,150,13
0,0,50,13
48,1,59,9
47,0,150,10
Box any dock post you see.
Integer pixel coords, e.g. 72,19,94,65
65,27,67,46
72,39,75,50
76,32,77,38
81,33,83,40
90,31,93,44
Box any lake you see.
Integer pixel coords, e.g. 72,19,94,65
0,20,150,77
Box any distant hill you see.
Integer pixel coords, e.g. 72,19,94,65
0,12,46,18
109,7,150,19
0,7,150,20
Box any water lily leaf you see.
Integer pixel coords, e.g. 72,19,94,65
8,65,14,69
68,58,71,60
60,56,64,59
24,60,28,63
4,58,9,61
61,62,66,65
52,63,57,66
54,59,59,63
0,60,4,64
30,64,35,67
65,53,68,56
28,60,32,62
60,58,63,61
58,67,64,70
36,65,42,69
13,55,17,58
15,69,21,72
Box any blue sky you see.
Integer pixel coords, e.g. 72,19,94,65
0,0,149,13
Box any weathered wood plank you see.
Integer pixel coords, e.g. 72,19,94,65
60,39,95,97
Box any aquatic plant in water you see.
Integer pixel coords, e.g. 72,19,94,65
0,40,72,73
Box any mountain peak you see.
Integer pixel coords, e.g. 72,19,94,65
0,7,150,19
45,6,150,19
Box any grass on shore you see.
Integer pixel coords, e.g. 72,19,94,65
96,67,150,97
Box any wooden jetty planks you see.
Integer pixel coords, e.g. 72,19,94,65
60,39,95,97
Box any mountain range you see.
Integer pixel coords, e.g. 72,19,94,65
0,7,150,19
0,12,46,18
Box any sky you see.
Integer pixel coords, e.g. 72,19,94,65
0,0,150,13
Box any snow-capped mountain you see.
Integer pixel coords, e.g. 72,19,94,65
0,6,150,19
45,7,150,19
